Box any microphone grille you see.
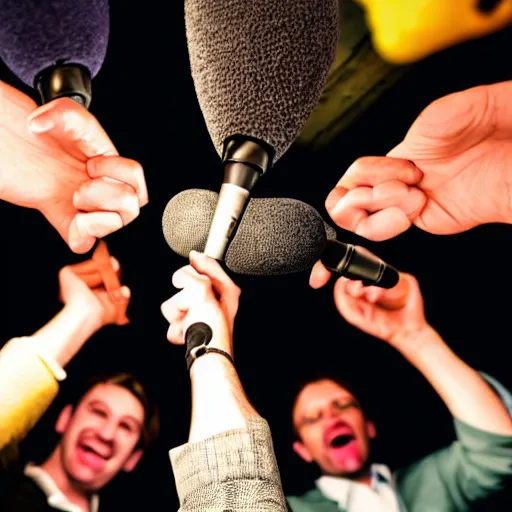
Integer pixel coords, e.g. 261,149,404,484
0,0,110,86
225,197,327,275
185,0,339,161
162,189,217,257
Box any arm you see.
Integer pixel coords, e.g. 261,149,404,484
0,254,129,456
394,325,512,435
162,252,288,511
0,303,100,451
319,268,512,508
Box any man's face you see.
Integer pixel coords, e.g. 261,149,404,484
292,379,375,476
56,383,145,491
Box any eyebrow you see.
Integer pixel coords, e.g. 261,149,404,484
88,399,143,428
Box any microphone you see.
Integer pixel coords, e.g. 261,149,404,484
185,0,339,260
162,189,399,289
0,0,110,108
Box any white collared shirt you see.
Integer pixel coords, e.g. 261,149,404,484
24,464,99,512
316,464,400,512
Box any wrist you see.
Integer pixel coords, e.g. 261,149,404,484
389,323,442,359
65,300,103,333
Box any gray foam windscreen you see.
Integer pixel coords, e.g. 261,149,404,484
185,0,339,162
162,189,337,275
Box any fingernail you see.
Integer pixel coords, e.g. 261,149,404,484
111,257,120,271
27,113,55,133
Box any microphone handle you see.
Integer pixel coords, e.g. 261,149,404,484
35,64,92,108
320,239,410,309
321,239,399,289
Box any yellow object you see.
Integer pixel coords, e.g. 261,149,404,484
297,0,408,148
357,0,512,63
0,338,58,452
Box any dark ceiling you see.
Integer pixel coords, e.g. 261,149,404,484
2,1,512,509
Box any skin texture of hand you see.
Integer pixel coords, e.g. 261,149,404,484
325,272,429,351
160,251,241,355
0,81,148,253
59,257,131,331
324,81,512,241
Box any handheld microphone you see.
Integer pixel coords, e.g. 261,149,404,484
0,0,110,108
162,189,399,289
185,0,339,260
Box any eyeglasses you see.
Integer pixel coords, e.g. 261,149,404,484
297,398,360,429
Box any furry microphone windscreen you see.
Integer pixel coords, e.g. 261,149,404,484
0,0,109,86
162,189,337,275
185,0,339,162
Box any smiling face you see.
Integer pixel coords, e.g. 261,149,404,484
56,383,145,491
292,379,376,477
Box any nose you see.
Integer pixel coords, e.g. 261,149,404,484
97,418,117,442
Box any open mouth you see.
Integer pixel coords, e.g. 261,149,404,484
77,442,111,470
330,434,355,448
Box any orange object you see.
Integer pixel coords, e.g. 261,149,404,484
92,240,129,325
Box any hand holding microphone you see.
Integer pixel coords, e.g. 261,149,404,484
0,0,148,253
161,252,241,369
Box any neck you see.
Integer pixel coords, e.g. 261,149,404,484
325,466,372,487
40,445,91,512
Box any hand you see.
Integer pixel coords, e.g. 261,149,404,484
160,251,241,356
325,270,429,350
59,257,131,330
324,81,512,241
0,81,148,253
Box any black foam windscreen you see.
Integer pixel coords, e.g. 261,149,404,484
162,189,336,275
185,0,339,162
0,0,109,86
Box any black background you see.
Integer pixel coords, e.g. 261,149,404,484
2,1,512,509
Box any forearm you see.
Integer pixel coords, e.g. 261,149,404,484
31,303,100,368
0,338,59,449
188,353,259,443
396,325,512,435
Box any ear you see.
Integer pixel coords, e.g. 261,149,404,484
123,449,143,472
293,441,314,463
56,405,73,434
366,420,376,440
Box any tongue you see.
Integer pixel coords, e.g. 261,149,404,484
77,446,106,472
330,439,362,472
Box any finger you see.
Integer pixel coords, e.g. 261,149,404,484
364,286,386,304
346,279,366,298
166,322,184,345
333,277,369,322
172,265,213,301
73,178,140,226
160,292,190,324
328,181,426,235
189,251,241,303
27,98,118,161
309,260,332,289
69,212,124,251
335,157,423,190
87,156,148,207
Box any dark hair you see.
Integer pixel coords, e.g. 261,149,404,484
71,372,160,450
290,370,373,440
